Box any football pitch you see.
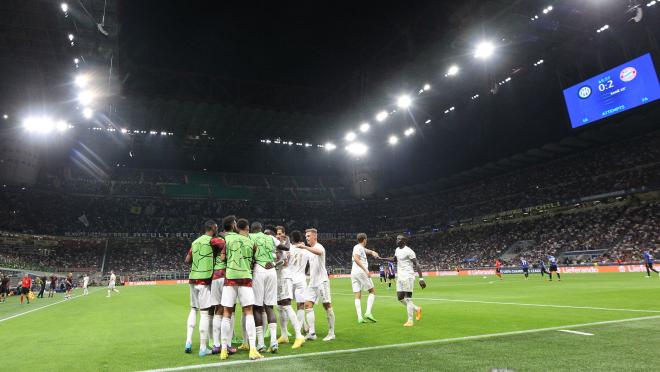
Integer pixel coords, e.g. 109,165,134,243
2,273,660,371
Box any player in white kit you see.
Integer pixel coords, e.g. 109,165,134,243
297,228,335,341
106,271,120,297
274,227,305,349
382,235,426,326
351,233,379,323
82,274,90,296
285,230,310,336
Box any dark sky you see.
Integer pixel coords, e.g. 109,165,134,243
119,1,462,111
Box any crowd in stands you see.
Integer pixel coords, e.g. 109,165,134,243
1,131,659,275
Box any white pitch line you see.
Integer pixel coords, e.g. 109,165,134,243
331,292,660,314
138,315,660,372
0,289,98,323
557,330,594,336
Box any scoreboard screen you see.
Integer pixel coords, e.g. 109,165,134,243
563,53,660,129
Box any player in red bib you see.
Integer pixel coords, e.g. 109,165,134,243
495,259,503,280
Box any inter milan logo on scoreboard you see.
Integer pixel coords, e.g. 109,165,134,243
619,67,637,82
578,85,592,99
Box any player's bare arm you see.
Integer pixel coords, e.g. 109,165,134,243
364,248,379,258
296,242,323,256
411,258,426,289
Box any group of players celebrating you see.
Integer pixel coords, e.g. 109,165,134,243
184,216,427,361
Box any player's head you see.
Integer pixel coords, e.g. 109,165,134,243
290,230,303,244
275,226,286,240
204,219,218,235
264,228,273,236
110,270,114,275
357,232,367,246
305,228,318,245
222,215,237,232
23,273,28,278
250,221,263,233
396,234,407,247
236,218,249,232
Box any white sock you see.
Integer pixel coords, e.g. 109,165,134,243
297,308,306,331
406,299,414,321
221,316,231,349
199,311,210,351
326,307,335,334
305,308,316,335
229,314,235,342
256,325,265,349
245,313,257,349
107,289,111,297
366,293,375,314
285,305,302,338
268,322,277,345
186,308,196,344
212,315,222,347
278,305,287,336
354,298,363,320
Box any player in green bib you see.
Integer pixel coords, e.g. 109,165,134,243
219,218,263,360
183,220,218,356
250,222,280,353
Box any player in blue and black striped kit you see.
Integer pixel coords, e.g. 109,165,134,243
538,259,549,278
643,250,659,278
520,258,529,279
548,255,561,281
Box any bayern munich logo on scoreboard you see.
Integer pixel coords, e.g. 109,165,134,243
619,67,637,82
578,85,592,99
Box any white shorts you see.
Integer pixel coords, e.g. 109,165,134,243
220,285,255,308
108,282,115,290
351,272,374,293
253,266,277,307
210,278,225,306
304,281,332,304
277,277,289,301
396,277,415,293
189,283,212,309
83,284,88,289
281,278,306,303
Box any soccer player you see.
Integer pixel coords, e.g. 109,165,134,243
351,233,379,323
521,258,529,279
219,218,262,360
274,227,305,349
381,235,426,327
184,220,218,356
538,259,549,278
48,273,57,298
286,230,310,336
387,261,396,289
643,250,659,278
0,274,9,303
296,228,335,342
379,264,386,283
20,273,32,304
548,255,561,281
249,222,280,353
106,271,120,297
82,274,90,295
495,259,503,280
64,272,73,299
208,221,230,355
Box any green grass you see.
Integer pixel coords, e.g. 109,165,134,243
2,273,660,371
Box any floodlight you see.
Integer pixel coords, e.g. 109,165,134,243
388,135,398,145
346,142,368,156
345,131,356,141
82,107,93,119
325,142,336,151
397,95,412,109
359,122,370,133
474,41,494,59
375,111,388,122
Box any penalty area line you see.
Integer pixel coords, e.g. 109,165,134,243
0,288,100,323
138,315,660,372
557,330,594,336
